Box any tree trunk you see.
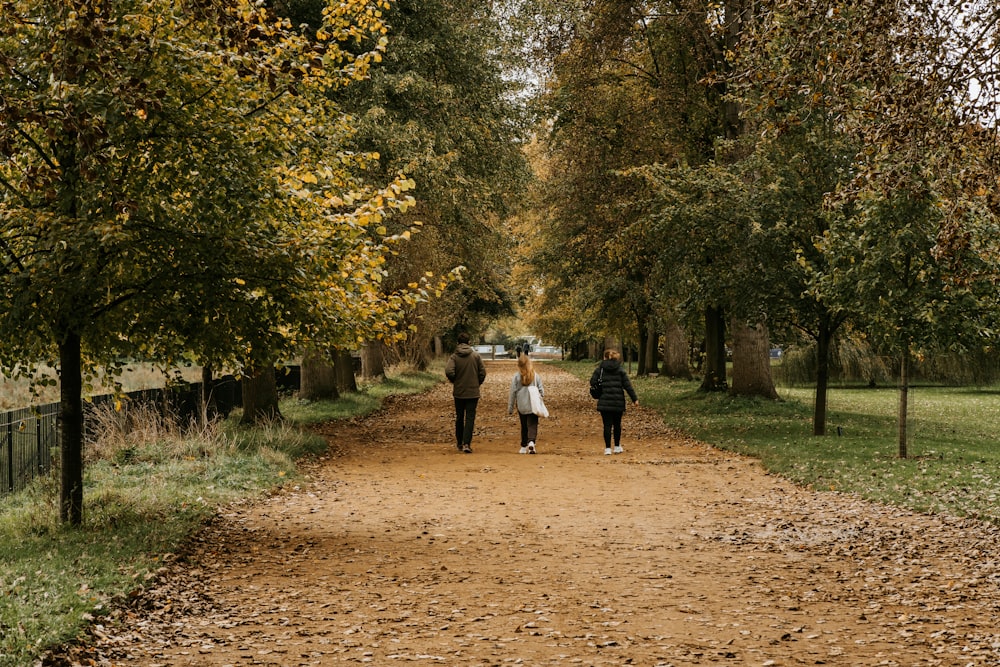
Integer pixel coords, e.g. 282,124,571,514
241,363,281,425
59,330,84,526
644,327,660,375
722,0,746,143
361,340,386,379
898,347,910,459
300,348,338,401
730,319,778,399
813,318,832,436
699,305,727,392
407,341,429,371
661,319,691,379
200,364,219,428
334,349,358,394
636,317,649,376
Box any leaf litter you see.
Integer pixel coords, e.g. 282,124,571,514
43,363,1000,666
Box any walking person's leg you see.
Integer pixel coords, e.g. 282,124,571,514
519,412,529,452
526,414,538,453
461,398,479,451
600,410,613,454
454,398,466,450
612,411,624,452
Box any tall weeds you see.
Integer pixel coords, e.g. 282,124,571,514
776,339,1000,387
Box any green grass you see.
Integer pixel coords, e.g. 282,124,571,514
281,366,441,424
0,365,442,667
555,360,1000,523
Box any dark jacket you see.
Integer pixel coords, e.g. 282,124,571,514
445,344,487,398
591,358,637,412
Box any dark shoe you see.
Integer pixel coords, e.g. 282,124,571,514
462,444,473,453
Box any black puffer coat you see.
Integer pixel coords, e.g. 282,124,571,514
590,358,637,412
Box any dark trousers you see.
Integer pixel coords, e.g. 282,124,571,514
454,397,479,447
518,412,539,446
600,410,623,448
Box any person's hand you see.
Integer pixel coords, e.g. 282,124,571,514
633,399,639,406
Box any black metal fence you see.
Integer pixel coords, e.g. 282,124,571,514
0,403,60,496
0,366,301,497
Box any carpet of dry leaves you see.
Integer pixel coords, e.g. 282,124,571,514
46,362,1000,666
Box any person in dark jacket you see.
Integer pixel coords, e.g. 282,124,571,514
445,332,487,453
590,349,639,455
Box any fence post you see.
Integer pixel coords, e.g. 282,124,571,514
36,416,44,475
7,420,13,493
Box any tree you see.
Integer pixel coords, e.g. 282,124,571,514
714,0,780,400
635,163,753,392
334,349,359,393
0,0,425,524
738,0,1000,450
361,340,389,380
241,363,282,424
716,81,859,430
821,185,995,457
300,349,339,401
659,316,692,379
747,132,857,434
337,0,531,358
528,1,725,366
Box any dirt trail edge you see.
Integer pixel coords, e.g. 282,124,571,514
52,362,1000,666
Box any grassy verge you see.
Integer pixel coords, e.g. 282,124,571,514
0,365,442,667
281,366,442,424
555,360,1000,522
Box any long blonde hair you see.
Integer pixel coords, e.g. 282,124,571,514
518,353,535,385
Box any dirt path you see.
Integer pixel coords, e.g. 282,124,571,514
58,362,1000,666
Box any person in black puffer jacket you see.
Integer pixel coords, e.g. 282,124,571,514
590,349,639,455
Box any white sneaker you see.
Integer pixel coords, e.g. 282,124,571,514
527,441,536,454
604,448,612,456
613,445,623,454
519,446,528,454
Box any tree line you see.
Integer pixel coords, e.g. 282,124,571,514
518,0,1000,458
8,0,1000,524
0,0,530,524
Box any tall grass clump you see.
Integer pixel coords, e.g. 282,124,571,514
1,362,443,666
776,338,1000,388
916,347,1000,386
775,338,892,387
0,410,306,666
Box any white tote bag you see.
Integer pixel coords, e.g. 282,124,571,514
526,384,549,418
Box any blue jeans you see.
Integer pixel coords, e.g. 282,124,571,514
454,397,479,447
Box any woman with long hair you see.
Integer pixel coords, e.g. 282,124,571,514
507,353,545,454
